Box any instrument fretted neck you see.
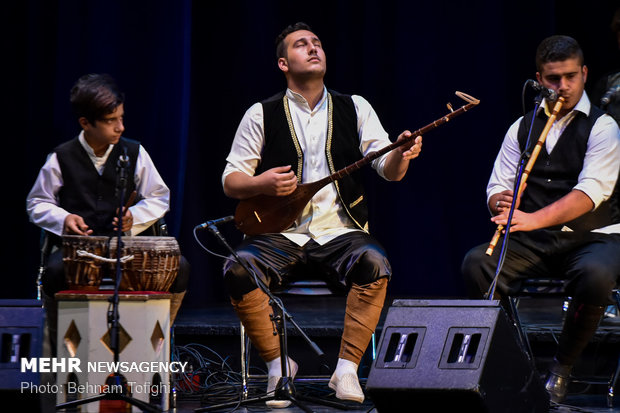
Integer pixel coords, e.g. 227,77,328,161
235,91,480,236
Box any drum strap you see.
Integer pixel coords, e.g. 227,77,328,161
76,250,134,263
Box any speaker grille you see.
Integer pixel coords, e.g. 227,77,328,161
367,299,549,412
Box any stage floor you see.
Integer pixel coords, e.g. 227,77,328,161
172,391,620,413
169,295,620,413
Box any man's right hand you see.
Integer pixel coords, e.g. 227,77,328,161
63,214,93,235
258,165,298,196
223,166,298,199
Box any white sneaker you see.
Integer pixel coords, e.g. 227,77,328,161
328,372,365,403
265,359,298,408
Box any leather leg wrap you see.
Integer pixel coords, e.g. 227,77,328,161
339,277,388,364
231,288,280,362
556,301,606,367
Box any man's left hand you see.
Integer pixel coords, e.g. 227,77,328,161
112,208,134,232
490,209,537,233
397,131,422,161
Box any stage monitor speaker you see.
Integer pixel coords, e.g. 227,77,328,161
0,299,45,389
366,299,549,412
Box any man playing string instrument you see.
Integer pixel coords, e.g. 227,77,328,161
461,35,620,403
222,22,422,407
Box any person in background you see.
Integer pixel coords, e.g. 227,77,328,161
591,6,620,125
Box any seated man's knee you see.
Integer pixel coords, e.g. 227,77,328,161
42,251,67,297
349,249,391,286
462,248,479,280
224,256,250,282
461,246,490,298
570,262,617,304
223,255,259,300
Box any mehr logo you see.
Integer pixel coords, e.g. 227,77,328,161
21,358,82,373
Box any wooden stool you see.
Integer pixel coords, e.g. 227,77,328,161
55,290,171,412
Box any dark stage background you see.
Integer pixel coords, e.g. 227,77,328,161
7,0,620,307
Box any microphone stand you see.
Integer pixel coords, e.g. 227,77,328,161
485,93,544,361
486,93,543,301
195,222,355,412
56,148,161,413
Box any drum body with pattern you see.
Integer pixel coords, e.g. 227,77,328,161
62,235,110,290
62,235,180,291
111,236,180,291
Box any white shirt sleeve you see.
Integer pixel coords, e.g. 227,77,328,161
351,95,392,179
573,114,620,208
26,152,69,236
129,145,170,235
486,117,523,202
222,103,265,187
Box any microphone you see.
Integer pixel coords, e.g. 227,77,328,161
196,215,235,229
115,146,130,198
601,85,620,107
527,79,558,101
117,146,130,169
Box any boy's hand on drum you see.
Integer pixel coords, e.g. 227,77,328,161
64,214,93,235
112,208,133,232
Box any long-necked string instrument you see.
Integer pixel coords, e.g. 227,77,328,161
234,91,480,236
484,96,564,256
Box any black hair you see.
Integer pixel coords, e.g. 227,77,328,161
69,73,125,125
535,35,584,72
275,22,314,58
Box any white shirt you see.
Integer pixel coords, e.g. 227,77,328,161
26,131,171,236
223,87,394,245
487,92,620,233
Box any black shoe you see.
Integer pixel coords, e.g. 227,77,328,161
544,363,572,403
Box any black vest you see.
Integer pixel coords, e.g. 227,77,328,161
517,105,619,231
55,137,139,236
258,90,369,231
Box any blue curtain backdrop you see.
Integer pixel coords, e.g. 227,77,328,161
8,0,620,307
